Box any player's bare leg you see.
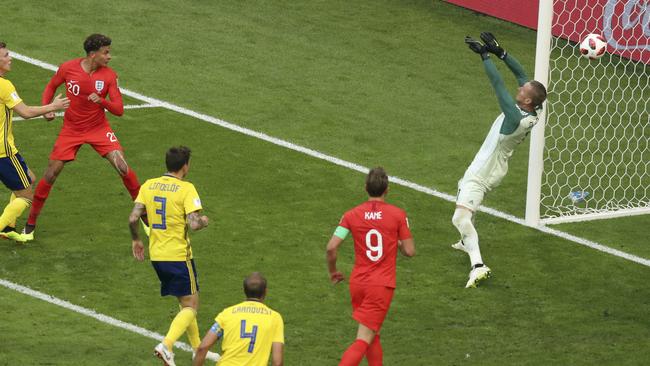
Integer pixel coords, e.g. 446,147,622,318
452,205,491,288
105,149,129,176
23,160,66,237
105,150,148,230
339,323,376,366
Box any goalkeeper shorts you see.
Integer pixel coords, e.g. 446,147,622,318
456,175,487,212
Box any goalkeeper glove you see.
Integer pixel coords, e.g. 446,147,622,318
480,32,507,59
464,36,489,60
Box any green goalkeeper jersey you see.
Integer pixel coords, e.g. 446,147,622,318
463,55,541,190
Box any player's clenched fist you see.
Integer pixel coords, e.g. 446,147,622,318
329,271,345,284
88,92,101,104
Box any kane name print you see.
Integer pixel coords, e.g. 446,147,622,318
365,211,383,220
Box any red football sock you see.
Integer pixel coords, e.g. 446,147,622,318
121,168,141,200
366,335,383,366
339,339,369,366
27,180,53,227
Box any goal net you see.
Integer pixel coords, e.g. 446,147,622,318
528,0,650,225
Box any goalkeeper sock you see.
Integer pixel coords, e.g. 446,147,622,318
452,208,483,267
339,339,369,366
163,307,196,351
121,168,141,200
27,180,53,228
0,197,31,231
366,335,383,366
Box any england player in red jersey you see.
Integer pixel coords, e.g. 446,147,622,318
21,34,146,240
326,167,415,366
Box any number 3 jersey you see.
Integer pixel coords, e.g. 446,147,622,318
42,58,123,133
135,174,202,261
338,201,412,288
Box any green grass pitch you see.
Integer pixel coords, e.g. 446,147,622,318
0,1,648,365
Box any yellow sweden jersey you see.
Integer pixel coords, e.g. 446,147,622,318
215,301,284,366
0,77,22,158
135,175,202,261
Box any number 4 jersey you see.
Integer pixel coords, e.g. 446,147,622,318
214,301,284,366
337,200,412,288
135,174,202,261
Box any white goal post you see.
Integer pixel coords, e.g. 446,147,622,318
525,0,650,226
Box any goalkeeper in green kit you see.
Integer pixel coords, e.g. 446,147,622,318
452,33,547,288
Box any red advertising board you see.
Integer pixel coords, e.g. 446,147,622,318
444,0,650,64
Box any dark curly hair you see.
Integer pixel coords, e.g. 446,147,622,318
83,34,111,54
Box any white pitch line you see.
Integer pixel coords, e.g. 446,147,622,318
0,278,221,362
12,104,159,121
10,52,649,269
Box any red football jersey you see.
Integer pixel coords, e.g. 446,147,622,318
42,58,123,132
339,200,411,288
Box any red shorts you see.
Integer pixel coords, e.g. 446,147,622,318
50,124,123,161
349,283,395,332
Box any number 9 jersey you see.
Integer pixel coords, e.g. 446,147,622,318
338,200,411,288
135,174,202,261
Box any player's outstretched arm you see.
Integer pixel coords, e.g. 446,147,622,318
502,54,529,87
465,36,521,128
398,238,416,257
188,211,209,231
482,58,522,126
193,327,220,366
481,32,529,86
41,68,65,106
12,94,69,119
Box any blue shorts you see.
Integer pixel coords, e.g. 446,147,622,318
0,153,31,191
151,259,199,297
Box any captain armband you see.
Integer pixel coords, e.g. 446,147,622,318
209,322,223,338
333,226,350,240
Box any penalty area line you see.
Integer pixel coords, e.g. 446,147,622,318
0,278,221,362
10,51,649,268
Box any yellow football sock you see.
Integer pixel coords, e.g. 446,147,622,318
186,316,201,350
8,194,16,228
0,197,30,231
163,307,196,351
177,304,201,350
